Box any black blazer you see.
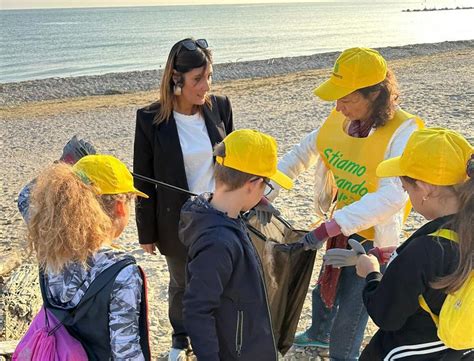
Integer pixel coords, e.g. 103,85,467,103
133,95,233,258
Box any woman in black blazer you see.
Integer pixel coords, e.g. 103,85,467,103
133,38,233,361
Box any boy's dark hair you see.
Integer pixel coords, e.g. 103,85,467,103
213,142,255,191
214,164,254,191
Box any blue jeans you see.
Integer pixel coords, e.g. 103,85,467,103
305,241,376,361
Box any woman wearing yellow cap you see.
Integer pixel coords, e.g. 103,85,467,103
356,128,473,360
266,47,423,359
26,155,151,360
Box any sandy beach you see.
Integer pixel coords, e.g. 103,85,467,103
1,40,473,360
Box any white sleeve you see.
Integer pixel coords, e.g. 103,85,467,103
333,119,418,236
267,128,321,201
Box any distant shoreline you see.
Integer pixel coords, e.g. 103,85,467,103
1,39,473,106
402,6,474,12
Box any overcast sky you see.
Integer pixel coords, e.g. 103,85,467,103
1,0,336,10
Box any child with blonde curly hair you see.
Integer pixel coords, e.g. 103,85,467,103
27,154,151,360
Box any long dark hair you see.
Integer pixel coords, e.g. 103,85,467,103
433,177,474,293
357,68,400,128
155,38,213,125
402,169,474,293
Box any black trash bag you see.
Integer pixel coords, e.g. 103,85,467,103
244,212,316,356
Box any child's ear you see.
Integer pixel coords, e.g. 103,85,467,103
114,199,126,217
415,180,435,198
368,89,381,102
247,177,263,193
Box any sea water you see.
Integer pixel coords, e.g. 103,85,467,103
1,0,473,82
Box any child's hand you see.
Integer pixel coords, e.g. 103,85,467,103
378,245,397,263
368,245,397,264
323,238,366,267
356,254,380,278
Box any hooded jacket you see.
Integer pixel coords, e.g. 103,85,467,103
360,215,472,360
179,194,278,361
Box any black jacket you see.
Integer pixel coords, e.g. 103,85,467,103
179,194,278,361
133,95,233,257
361,215,472,360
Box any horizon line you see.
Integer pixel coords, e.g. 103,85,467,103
0,0,335,11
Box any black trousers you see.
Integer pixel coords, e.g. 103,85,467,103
165,255,190,350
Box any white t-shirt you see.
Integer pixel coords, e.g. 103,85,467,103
174,111,215,194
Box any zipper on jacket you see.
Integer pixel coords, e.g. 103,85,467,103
235,310,244,357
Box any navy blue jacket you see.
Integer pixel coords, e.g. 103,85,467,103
179,194,278,361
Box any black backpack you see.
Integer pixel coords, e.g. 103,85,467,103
39,257,151,361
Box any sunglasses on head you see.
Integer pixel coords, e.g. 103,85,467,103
174,39,209,72
179,38,208,52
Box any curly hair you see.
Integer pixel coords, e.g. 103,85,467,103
27,163,129,273
358,68,400,128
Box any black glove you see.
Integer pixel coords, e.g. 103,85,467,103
60,135,96,164
253,197,280,226
299,230,328,251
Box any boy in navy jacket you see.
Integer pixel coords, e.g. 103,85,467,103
179,129,293,361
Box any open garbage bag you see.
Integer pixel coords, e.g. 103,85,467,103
130,172,317,355
244,213,316,355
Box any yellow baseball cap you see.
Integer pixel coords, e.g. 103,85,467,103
73,154,148,198
376,128,473,186
314,47,387,101
215,129,293,190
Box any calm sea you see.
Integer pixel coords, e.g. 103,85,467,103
1,0,473,83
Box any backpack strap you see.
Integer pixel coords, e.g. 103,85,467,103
76,258,136,307
418,228,459,326
419,294,440,326
40,257,137,329
428,229,459,243
137,265,152,360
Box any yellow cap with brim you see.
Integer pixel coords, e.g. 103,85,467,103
216,129,293,190
314,47,387,101
313,79,355,101
73,154,149,198
375,156,403,178
376,128,473,186
268,169,293,190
